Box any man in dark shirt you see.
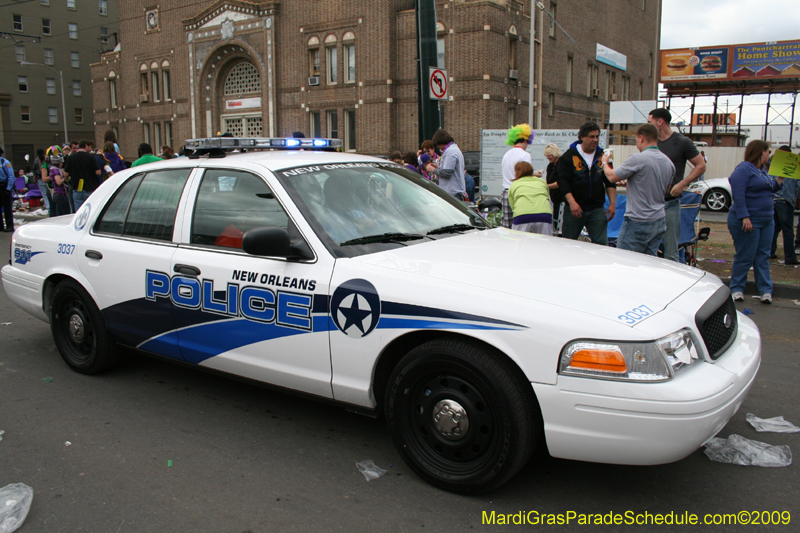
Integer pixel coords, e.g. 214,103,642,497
64,139,100,212
648,108,706,262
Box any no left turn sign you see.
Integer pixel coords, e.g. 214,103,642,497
429,67,448,100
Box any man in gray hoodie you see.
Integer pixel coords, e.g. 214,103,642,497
424,129,467,200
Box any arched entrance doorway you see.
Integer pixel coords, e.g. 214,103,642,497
220,60,263,137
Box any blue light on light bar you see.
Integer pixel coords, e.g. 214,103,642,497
312,139,328,147
286,138,301,147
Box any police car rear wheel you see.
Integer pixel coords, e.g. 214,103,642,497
51,280,118,374
385,338,539,494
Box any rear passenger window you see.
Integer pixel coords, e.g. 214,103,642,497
191,169,289,249
94,169,190,241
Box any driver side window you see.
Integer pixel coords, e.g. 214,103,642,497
191,169,289,249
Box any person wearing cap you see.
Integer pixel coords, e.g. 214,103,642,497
0,147,15,232
500,124,534,228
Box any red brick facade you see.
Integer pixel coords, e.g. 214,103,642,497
91,0,660,158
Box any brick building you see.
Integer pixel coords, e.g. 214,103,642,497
2,0,119,170
91,0,660,158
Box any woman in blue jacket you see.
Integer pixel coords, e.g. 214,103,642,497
728,140,784,304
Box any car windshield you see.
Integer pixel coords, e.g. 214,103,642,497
277,162,488,255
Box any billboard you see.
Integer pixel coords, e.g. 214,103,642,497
660,47,729,82
732,41,800,79
661,40,800,83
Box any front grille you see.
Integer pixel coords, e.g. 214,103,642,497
695,291,737,360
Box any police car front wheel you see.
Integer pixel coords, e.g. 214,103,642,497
51,280,119,374
384,338,540,494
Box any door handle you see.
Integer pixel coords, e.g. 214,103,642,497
85,250,103,260
174,264,201,277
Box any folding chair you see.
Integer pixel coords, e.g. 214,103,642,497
677,191,709,266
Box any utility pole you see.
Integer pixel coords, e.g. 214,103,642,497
416,0,441,145
528,2,536,126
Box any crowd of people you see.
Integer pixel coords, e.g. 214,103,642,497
0,129,181,231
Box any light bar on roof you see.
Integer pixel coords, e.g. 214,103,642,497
184,137,343,151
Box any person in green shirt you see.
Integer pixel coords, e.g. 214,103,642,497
508,161,553,236
131,143,164,167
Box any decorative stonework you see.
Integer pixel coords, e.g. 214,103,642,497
183,1,279,31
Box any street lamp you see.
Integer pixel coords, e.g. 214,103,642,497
21,61,68,145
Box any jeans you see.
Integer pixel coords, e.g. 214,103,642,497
617,216,666,256
662,198,681,262
38,181,52,213
72,190,91,212
728,211,774,295
562,206,608,245
771,200,797,262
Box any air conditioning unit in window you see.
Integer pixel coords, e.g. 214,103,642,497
139,93,149,103
508,69,518,80
308,76,320,86
611,93,618,101
591,88,601,98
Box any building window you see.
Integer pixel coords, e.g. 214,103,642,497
75,108,83,124
436,22,445,68
100,27,108,45
508,36,517,71
165,122,173,148
67,0,75,9
344,109,356,151
325,35,337,84
13,14,23,32
46,78,55,94
15,45,25,63
18,76,28,92
566,56,573,92
109,78,117,107
549,2,557,38
49,107,58,124
72,80,81,96
649,53,653,77
153,122,161,150
327,111,338,138
639,81,644,100
508,108,514,128
162,64,171,100
69,23,77,39
151,71,160,101
99,0,107,15
310,111,320,137
344,43,355,83
143,123,150,145
71,51,79,68
21,106,30,122
224,62,261,95
549,92,555,117
42,18,51,35
622,76,631,101
586,63,598,96
307,36,320,77
44,48,53,65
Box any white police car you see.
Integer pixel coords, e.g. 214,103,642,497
2,137,760,493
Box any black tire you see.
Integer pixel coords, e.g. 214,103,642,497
703,189,731,212
384,338,540,494
50,279,119,374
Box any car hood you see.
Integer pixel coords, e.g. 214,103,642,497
351,228,705,325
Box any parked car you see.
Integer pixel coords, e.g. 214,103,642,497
463,151,480,194
688,177,732,212
2,136,760,494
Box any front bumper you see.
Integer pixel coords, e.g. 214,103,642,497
533,313,761,465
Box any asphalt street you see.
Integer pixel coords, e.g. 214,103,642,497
1,230,799,532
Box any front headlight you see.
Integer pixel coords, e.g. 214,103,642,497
559,329,701,382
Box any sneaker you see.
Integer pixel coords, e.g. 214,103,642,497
732,292,744,302
760,293,772,304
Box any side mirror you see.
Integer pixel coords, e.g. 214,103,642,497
478,197,502,214
242,226,314,260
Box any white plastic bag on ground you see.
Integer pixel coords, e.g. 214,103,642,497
355,460,388,481
746,413,800,433
0,483,33,533
704,435,792,467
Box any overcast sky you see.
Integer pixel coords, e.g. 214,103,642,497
659,0,800,131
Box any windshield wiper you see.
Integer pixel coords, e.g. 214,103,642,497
339,232,427,246
427,224,482,235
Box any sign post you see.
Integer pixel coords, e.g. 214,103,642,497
415,0,441,145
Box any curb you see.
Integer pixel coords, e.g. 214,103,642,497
719,277,800,300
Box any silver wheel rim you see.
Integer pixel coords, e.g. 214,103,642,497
69,314,85,343
432,399,470,441
707,191,727,210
